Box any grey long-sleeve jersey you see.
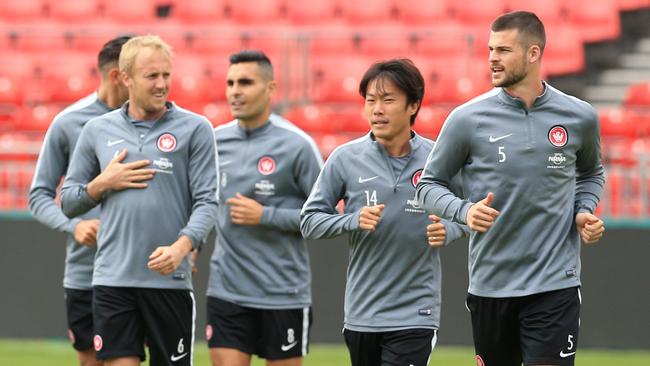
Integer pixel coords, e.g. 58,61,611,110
28,93,109,290
301,133,469,332
416,84,605,298
207,114,323,309
60,102,219,290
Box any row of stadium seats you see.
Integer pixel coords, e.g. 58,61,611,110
0,0,640,33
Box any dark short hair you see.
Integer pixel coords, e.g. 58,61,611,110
491,11,546,55
359,59,424,125
98,35,132,73
229,50,274,80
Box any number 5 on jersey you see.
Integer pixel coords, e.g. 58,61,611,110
365,190,378,206
498,146,506,163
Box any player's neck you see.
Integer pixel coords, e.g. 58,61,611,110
238,111,271,130
376,130,412,157
97,82,123,110
128,102,166,121
503,73,544,109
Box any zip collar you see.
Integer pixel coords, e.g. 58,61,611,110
497,81,551,110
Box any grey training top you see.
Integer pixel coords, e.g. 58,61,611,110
301,132,469,332
28,93,108,290
61,102,219,290
207,114,324,309
416,84,605,298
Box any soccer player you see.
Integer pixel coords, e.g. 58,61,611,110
300,59,469,366
60,35,219,366
28,35,131,366
205,50,323,366
416,11,605,366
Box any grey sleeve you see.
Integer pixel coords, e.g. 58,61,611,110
179,120,219,249
28,121,81,233
60,124,101,218
260,138,324,232
574,108,605,214
442,220,471,246
300,151,360,239
416,113,474,225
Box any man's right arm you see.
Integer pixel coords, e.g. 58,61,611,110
300,152,360,239
60,124,102,218
416,112,474,225
28,120,82,233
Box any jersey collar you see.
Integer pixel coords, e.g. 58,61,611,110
497,81,551,110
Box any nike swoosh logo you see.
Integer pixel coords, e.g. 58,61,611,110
107,139,125,147
170,352,188,362
358,176,379,183
220,160,232,166
560,350,576,358
488,133,513,143
281,341,298,352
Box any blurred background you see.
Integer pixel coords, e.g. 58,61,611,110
0,0,649,352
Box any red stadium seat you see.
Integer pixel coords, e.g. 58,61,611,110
284,104,340,134
0,0,45,20
16,103,63,132
504,0,564,25
624,82,650,107
170,0,226,23
227,0,283,24
542,26,585,76
312,132,356,159
101,0,158,23
68,22,129,52
416,56,492,105
617,0,650,11
309,56,370,103
356,26,416,58
411,21,474,58
450,0,508,27
415,106,450,139
8,22,72,51
599,108,637,138
186,25,245,55
394,0,450,24
47,0,100,22
33,51,97,103
168,55,209,105
564,0,621,42
0,53,36,104
338,0,395,24
285,0,338,24
308,24,359,55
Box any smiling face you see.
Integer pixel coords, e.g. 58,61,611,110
364,77,419,144
123,47,172,120
226,61,275,128
488,28,530,88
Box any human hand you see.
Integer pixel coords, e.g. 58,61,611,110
576,212,605,244
359,204,385,232
466,192,499,232
87,149,155,200
427,215,446,247
73,219,100,246
226,193,264,225
147,236,193,275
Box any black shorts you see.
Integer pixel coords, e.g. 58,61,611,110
343,328,437,366
64,288,94,351
206,296,312,360
93,286,195,365
466,286,581,366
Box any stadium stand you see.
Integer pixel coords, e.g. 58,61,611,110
1,0,650,216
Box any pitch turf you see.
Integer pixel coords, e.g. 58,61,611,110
1,339,649,365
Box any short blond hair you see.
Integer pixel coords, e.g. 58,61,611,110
119,35,173,75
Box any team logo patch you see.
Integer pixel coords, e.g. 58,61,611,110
206,325,213,341
67,329,75,344
157,133,177,152
411,169,423,187
93,335,103,351
258,156,276,175
548,125,568,148
475,355,485,366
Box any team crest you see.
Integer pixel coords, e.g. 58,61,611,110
67,329,75,344
258,156,276,175
411,169,423,187
93,335,103,351
206,325,213,341
548,125,568,148
475,355,485,366
157,133,177,152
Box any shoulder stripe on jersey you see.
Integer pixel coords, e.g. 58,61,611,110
173,104,213,126
326,134,368,160
420,88,498,178
301,307,310,356
214,119,238,132
270,114,325,166
545,83,592,108
31,93,98,188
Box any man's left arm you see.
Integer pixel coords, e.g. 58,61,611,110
575,108,606,244
179,120,219,249
257,138,324,232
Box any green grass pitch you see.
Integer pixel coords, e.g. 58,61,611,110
1,340,649,365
